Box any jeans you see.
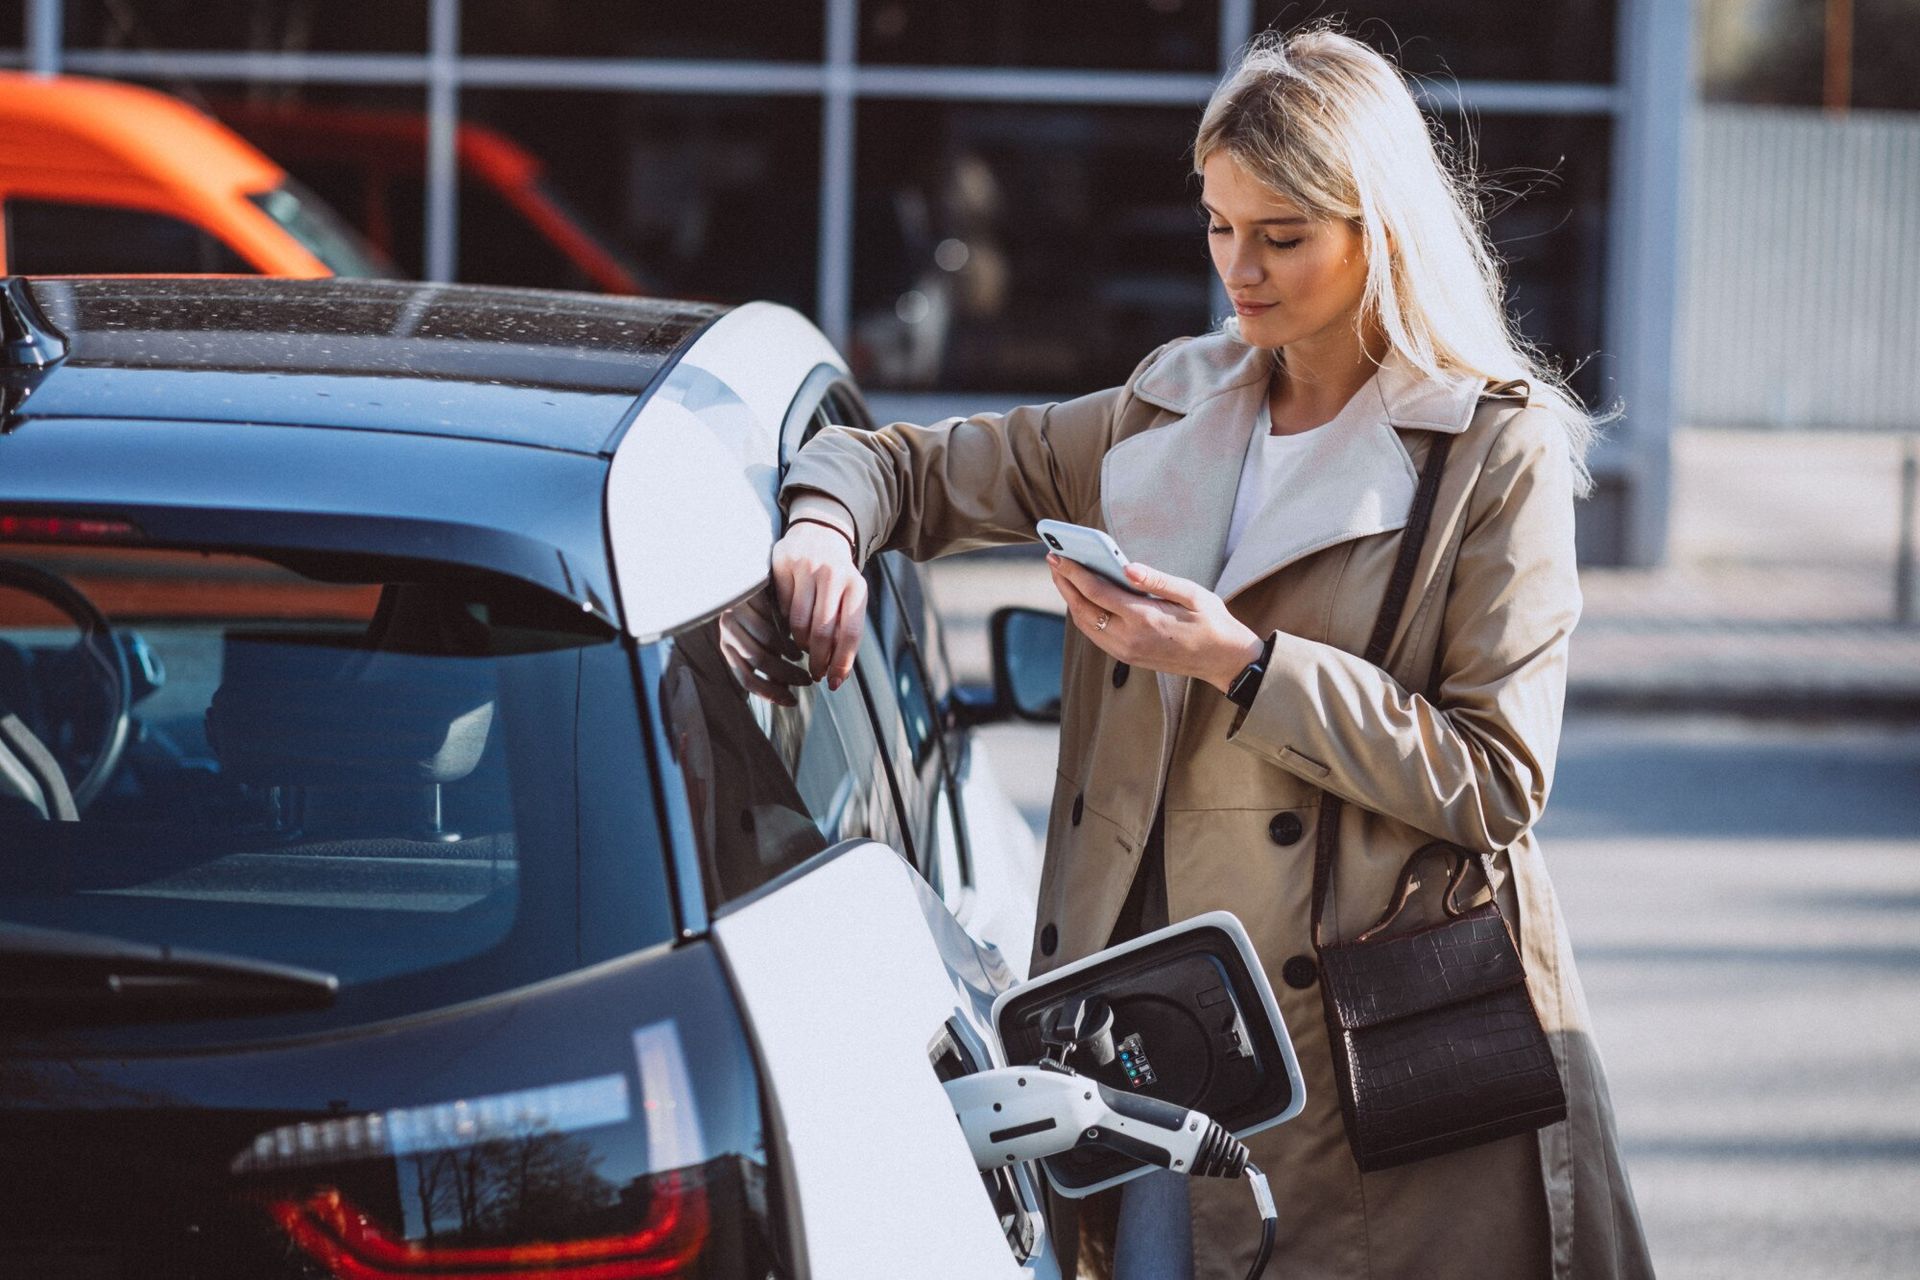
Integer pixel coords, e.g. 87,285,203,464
1113,1167,1194,1280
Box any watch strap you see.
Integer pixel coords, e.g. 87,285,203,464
1227,634,1276,709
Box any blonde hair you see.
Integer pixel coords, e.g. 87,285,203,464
1195,26,1603,495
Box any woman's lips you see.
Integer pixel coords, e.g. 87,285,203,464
1233,299,1276,316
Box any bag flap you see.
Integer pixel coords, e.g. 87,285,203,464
1320,904,1527,1031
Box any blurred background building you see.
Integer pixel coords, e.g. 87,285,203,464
0,0,1691,565
0,1,1914,568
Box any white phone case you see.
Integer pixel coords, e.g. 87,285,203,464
1035,519,1148,595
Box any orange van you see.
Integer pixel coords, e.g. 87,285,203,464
213,100,648,294
0,71,386,277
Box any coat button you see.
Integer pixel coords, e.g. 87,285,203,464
1112,661,1130,688
1071,793,1084,826
1268,812,1304,846
1040,923,1059,957
1282,955,1318,989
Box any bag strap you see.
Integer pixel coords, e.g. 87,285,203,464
1309,380,1528,951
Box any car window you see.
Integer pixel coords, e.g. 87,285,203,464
656,590,906,907
860,555,980,907
6,199,257,275
0,542,669,1034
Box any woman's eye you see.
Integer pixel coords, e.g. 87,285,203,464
1205,224,1302,250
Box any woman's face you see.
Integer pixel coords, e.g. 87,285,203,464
1200,150,1370,353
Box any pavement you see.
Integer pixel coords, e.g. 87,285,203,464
925,426,1920,720
1572,428,1920,719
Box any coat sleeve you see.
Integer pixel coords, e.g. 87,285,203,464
777,344,1179,565
1224,406,1583,854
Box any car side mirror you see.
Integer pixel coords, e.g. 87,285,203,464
989,606,1066,724
990,912,1305,1198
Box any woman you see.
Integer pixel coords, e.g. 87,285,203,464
755,26,1653,1280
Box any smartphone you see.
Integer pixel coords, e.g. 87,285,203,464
1035,519,1150,596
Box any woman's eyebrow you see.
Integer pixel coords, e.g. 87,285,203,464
1198,200,1310,226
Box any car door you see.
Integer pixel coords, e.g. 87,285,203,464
867,547,1043,973
642,598,1055,1278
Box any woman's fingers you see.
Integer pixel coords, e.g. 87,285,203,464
784,565,819,651
1049,559,1118,649
1050,554,1143,614
772,522,863,678
826,573,867,688
719,632,800,705
800,566,867,688
734,589,803,660
1124,561,1204,609
720,601,781,670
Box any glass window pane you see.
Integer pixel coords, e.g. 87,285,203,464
64,1,428,53
6,198,256,274
458,89,819,308
1252,5,1615,85
0,543,663,1034
663,595,906,907
463,0,823,61
853,100,1211,393
861,0,1218,72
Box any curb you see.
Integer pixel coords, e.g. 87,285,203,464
1567,686,1920,723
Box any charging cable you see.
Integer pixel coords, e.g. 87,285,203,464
1244,1163,1277,1279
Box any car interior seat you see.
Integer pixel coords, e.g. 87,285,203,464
204,584,497,845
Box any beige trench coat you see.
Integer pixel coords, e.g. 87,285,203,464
781,334,1653,1280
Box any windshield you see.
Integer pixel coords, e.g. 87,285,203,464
0,542,670,1035
247,179,394,279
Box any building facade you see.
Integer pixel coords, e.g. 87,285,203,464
4,0,1687,563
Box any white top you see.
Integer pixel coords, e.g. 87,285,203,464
1223,397,1324,561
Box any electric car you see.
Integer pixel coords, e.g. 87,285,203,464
0,275,1069,1278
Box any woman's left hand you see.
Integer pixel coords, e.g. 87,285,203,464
1047,554,1266,694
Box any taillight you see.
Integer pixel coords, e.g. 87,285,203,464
242,1024,741,1279
266,1174,708,1279
0,513,141,542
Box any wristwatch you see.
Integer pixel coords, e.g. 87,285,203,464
1226,634,1276,710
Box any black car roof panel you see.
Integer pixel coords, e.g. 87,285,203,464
13,278,725,453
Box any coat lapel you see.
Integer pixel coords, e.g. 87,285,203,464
1112,340,1486,605
1099,338,1269,594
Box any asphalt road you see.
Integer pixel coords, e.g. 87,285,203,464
974,712,1920,1279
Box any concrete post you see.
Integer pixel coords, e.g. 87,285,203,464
1601,0,1692,566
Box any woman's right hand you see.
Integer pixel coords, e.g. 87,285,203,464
769,521,867,691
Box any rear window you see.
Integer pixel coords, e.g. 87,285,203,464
0,542,671,1035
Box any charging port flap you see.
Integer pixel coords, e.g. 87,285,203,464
988,912,1306,1197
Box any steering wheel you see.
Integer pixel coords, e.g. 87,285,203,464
0,559,131,813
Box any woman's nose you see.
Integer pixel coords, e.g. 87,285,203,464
1219,237,1263,286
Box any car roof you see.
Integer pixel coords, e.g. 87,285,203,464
11,277,725,455
1,277,850,636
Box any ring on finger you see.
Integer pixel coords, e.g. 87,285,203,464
1095,612,1110,631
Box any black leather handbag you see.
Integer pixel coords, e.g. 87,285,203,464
1311,390,1568,1173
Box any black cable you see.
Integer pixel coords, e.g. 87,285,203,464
1247,1217,1276,1280
1243,1163,1277,1280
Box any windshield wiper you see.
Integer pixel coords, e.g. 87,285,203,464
1,923,338,1021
